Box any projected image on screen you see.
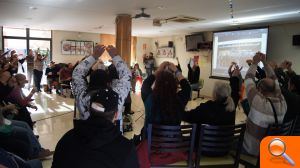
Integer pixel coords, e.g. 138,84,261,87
212,28,268,78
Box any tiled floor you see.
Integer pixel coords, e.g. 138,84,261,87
26,90,247,167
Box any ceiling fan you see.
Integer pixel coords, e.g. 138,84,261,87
133,8,151,19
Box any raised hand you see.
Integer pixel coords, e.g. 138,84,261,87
279,60,288,69
260,52,266,63
106,45,118,58
246,59,253,65
253,52,261,64
92,45,106,59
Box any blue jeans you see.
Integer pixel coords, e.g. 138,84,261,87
11,120,42,158
27,159,43,168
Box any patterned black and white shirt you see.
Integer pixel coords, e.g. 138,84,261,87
72,55,131,121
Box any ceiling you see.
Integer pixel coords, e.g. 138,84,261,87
0,0,300,37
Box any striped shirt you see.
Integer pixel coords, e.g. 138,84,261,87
243,64,287,156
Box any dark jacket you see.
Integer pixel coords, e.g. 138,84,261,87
0,82,13,101
188,64,200,84
141,74,191,127
0,148,31,168
45,66,59,79
182,100,235,125
52,117,139,168
274,68,300,122
282,88,300,122
182,76,239,125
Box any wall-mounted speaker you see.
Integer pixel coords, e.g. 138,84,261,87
293,35,300,46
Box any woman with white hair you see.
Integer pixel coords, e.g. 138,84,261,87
182,81,236,126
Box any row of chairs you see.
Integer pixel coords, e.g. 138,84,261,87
147,116,300,168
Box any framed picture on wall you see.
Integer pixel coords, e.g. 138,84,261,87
61,41,71,55
75,42,81,55
70,41,76,55
84,41,94,56
61,40,93,55
156,47,175,58
80,42,85,55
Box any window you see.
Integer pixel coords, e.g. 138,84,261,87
4,39,27,57
2,27,52,85
30,29,51,38
3,27,26,37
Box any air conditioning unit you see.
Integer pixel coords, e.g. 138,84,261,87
166,15,204,23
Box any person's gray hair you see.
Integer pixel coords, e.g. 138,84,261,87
213,82,235,112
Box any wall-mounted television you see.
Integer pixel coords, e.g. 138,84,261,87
185,34,204,51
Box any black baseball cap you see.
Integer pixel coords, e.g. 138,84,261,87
89,88,119,114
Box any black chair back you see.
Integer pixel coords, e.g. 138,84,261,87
291,115,300,135
196,123,246,168
147,124,197,168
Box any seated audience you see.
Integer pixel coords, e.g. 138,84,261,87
6,74,37,128
182,81,236,126
0,71,16,99
271,60,300,122
58,63,73,97
59,63,73,84
53,66,139,168
141,62,191,127
0,148,42,168
72,45,131,132
45,61,59,94
0,106,53,160
243,52,287,156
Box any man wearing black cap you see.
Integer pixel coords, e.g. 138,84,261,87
52,87,139,168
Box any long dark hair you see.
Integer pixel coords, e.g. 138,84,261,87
152,71,181,123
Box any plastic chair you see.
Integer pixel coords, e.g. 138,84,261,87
147,124,197,168
193,79,204,100
196,123,246,168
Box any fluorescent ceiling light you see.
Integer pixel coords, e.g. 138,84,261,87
216,10,300,24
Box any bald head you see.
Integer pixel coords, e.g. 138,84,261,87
257,78,276,94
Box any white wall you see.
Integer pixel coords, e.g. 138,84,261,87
0,27,2,51
135,37,152,71
268,22,300,73
52,30,100,64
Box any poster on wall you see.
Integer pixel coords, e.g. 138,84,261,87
61,41,71,55
80,42,85,55
61,40,94,55
156,47,175,58
84,41,94,56
70,41,76,55
75,42,81,55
